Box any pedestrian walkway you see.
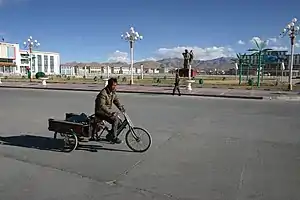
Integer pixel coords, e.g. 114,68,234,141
1,82,300,100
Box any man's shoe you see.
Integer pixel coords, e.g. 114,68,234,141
106,133,114,141
106,134,122,144
112,137,122,144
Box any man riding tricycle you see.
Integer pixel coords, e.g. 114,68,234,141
48,78,152,152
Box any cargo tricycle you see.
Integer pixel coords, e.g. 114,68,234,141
48,112,152,153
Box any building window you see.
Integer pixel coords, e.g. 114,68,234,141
21,53,29,58
44,55,48,72
37,55,42,72
21,59,29,64
50,56,54,73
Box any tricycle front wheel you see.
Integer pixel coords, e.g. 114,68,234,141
125,127,152,153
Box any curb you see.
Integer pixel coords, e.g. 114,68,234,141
270,96,300,101
0,85,264,100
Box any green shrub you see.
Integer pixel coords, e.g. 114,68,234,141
35,72,46,79
248,78,254,86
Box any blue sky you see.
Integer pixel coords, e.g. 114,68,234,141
1,0,300,63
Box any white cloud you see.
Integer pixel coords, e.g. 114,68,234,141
250,36,269,46
270,46,288,51
154,46,235,60
268,37,277,43
107,50,129,62
138,57,157,62
107,51,156,63
108,36,298,62
248,36,293,51
108,46,236,62
237,40,245,45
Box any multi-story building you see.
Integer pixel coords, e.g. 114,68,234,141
0,42,60,75
60,63,162,76
290,54,300,71
19,50,60,75
262,50,289,76
60,64,132,76
240,50,300,76
0,42,20,74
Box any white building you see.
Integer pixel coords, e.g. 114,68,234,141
0,42,60,75
60,65,137,76
60,64,164,77
0,42,19,74
19,50,60,75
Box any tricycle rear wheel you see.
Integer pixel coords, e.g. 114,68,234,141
54,131,78,153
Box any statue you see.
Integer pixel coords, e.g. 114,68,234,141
182,49,190,69
189,50,194,64
180,49,195,77
182,49,194,69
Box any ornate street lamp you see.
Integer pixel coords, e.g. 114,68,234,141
280,17,300,91
121,27,143,85
23,36,40,81
140,64,144,79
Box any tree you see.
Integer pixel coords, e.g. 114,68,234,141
231,53,247,85
248,39,272,87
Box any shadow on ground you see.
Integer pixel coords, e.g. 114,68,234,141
0,135,134,153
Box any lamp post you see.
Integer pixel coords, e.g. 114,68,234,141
103,65,110,87
84,65,87,78
107,65,110,79
280,17,299,91
23,36,40,82
140,64,144,79
281,61,285,82
121,27,143,85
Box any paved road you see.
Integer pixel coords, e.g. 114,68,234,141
0,88,299,200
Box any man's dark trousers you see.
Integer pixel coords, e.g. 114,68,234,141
95,114,120,138
172,84,181,96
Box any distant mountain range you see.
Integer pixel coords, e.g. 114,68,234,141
63,57,235,70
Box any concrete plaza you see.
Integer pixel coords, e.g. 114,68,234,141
0,88,299,200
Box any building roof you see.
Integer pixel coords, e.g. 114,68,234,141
0,62,16,66
0,42,18,46
19,49,60,55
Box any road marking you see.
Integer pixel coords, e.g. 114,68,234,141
105,180,118,186
220,89,231,95
236,163,246,200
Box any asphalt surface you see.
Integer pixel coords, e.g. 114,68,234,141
0,88,300,200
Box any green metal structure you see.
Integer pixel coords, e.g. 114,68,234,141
247,39,272,87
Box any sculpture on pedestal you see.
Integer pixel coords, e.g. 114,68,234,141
182,49,190,69
180,49,194,77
